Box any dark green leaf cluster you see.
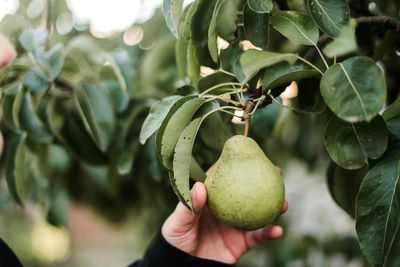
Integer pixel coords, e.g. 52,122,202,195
155,0,400,266
0,0,399,265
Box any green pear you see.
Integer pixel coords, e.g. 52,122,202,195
204,135,285,231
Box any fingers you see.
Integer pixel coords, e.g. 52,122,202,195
165,182,207,231
280,200,289,214
245,225,283,249
275,166,282,175
191,182,207,214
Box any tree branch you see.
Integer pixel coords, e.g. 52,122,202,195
243,101,255,137
259,84,289,108
304,16,400,62
356,16,400,32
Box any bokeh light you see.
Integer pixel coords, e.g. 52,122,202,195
123,25,143,46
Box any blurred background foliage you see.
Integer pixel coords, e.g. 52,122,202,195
0,0,399,266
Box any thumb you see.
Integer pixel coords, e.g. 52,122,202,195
163,182,207,233
174,182,207,220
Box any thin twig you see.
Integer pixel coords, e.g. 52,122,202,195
297,56,324,75
356,16,400,31
304,15,400,62
314,45,329,69
199,82,243,96
46,0,52,49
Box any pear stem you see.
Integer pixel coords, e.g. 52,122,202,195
243,101,255,137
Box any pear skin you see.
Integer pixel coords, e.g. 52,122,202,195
204,135,285,231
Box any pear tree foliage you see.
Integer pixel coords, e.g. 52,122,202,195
0,0,400,265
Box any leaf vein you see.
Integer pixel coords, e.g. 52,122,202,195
382,164,400,264
313,0,341,31
339,63,368,119
351,123,368,162
279,15,316,45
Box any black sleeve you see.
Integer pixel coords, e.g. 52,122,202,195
0,238,24,267
128,229,236,267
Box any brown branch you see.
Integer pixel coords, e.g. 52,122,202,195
356,16,400,31
259,84,289,108
243,101,255,137
304,16,400,62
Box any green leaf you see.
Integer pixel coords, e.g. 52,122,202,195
103,81,129,114
46,97,66,142
271,11,319,46
208,0,226,63
387,116,400,140
262,62,319,90
47,96,108,165
104,51,132,113
140,95,183,145
172,102,221,209
47,189,69,227
248,0,273,12
156,96,205,169
323,115,388,170
117,139,140,175
61,115,109,165
220,45,242,73
175,3,196,80
137,37,177,94
2,83,22,130
5,133,28,204
175,85,197,96
23,69,48,95
320,56,386,122
145,135,163,181
307,0,350,38
323,19,357,58
239,49,298,82
215,0,238,42
190,157,206,182
287,0,308,12
293,77,326,114
327,161,369,218
383,98,400,121
109,49,136,95
36,43,65,80
19,92,53,143
121,102,150,145
19,28,47,52
200,111,233,151
12,83,25,130
243,3,270,49
74,84,116,151
382,116,400,161
190,0,218,67
197,71,237,94
169,170,189,208
187,42,202,86
163,0,184,38
356,157,400,267
173,118,203,210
